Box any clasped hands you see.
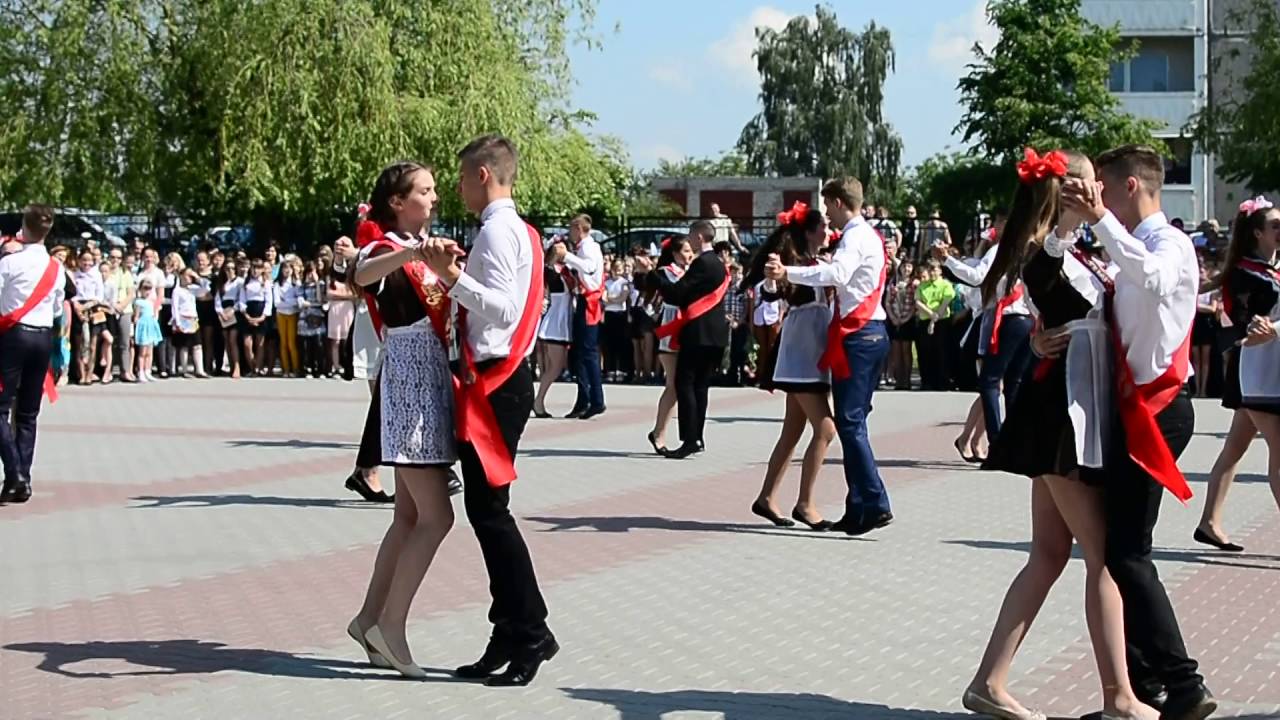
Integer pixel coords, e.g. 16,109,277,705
416,237,466,285
1243,316,1278,346
763,253,786,281
1059,178,1107,225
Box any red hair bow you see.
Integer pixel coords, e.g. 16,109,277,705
355,219,385,248
776,201,810,226
1016,148,1069,185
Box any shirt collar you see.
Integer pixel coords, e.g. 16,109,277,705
842,216,866,235
480,198,516,223
1132,211,1168,240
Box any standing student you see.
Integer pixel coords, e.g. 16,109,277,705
70,249,114,384
914,261,956,391
533,253,573,418
420,134,557,687
1061,144,1216,719
646,238,695,454
237,259,274,375
296,261,328,378
602,258,632,382
215,261,246,378
169,269,207,378
766,177,892,536
275,260,302,377
0,205,66,504
657,220,731,459
559,214,606,419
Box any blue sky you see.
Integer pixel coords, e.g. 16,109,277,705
567,0,996,171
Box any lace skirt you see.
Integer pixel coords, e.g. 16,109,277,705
379,321,456,466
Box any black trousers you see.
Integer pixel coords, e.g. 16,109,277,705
603,310,631,376
0,325,52,482
675,344,722,446
1105,387,1202,697
728,324,750,385
356,376,381,470
915,319,950,390
458,360,549,647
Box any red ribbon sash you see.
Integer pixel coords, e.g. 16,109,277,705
988,283,1025,355
453,223,545,488
1067,246,1192,501
362,239,450,344
818,232,889,381
654,271,731,352
0,257,61,403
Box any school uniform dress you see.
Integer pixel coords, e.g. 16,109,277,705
236,278,274,336
358,232,455,467
536,266,572,345
1219,260,1280,414
629,270,656,339
196,271,218,330
984,235,1112,482
216,277,245,331
655,266,684,354
0,242,67,497
758,281,831,394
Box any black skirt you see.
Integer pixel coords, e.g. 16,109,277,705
239,300,267,336
983,357,1106,484
1192,313,1215,346
196,299,217,327
630,306,656,337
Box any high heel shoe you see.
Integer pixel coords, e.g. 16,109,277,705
346,619,391,669
1193,528,1244,553
364,625,427,679
961,689,1046,720
751,500,796,528
790,508,833,531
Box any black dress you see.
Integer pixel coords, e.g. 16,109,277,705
984,248,1104,483
1221,262,1280,414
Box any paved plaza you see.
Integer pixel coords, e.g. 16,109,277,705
1,379,1277,719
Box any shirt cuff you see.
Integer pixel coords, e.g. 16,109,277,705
447,271,486,308
784,265,820,287
1044,226,1078,258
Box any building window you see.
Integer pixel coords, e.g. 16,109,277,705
1163,137,1193,185
1109,38,1194,92
1130,51,1170,92
1109,61,1126,92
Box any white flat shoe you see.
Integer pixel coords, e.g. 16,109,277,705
962,689,1047,720
364,625,427,679
346,618,391,669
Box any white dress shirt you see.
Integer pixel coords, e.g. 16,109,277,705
561,235,604,293
604,276,630,312
784,215,886,322
216,277,245,309
448,198,535,362
944,244,1032,315
274,280,300,315
0,243,67,328
72,268,105,305
236,278,275,316
1091,210,1197,385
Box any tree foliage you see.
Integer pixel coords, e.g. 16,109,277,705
1188,0,1280,193
906,152,1011,239
0,0,622,231
655,152,752,178
736,4,903,195
955,0,1161,163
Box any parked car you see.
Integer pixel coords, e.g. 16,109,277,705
541,226,606,247
0,210,125,247
602,226,688,257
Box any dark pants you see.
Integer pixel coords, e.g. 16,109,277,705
1105,388,1202,697
603,310,630,377
831,321,892,520
977,314,1034,441
915,318,950,390
571,299,604,411
675,343,722,446
728,324,750,385
0,325,52,482
458,361,549,647
356,376,381,469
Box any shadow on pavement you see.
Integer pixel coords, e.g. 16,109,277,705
561,688,977,719
526,515,865,542
224,438,358,450
130,494,384,509
945,539,1280,571
2,639,412,681
708,416,783,425
521,448,657,460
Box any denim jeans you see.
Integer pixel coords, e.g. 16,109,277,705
571,298,604,411
831,321,892,520
977,314,1034,441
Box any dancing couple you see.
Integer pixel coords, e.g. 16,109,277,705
346,136,557,687
964,146,1215,720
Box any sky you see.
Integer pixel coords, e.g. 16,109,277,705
566,0,998,171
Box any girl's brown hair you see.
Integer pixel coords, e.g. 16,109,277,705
1206,202,1280,292
368,161,432,228
982,149,1092,305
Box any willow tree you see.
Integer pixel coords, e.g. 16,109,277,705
736,4,903,195
0,0,622,227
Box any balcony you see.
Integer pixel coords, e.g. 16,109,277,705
1081,0,1201,33
1115,92,1199,132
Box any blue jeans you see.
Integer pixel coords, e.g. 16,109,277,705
831,321,891,520
977,314,1034,441
571,298,604,411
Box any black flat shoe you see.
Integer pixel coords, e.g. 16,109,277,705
344,471,382,502
564,408,586,420
1,477,31,504
532,409,552,419
646,431,666,455
1193,528,1243,553
790,509,833,531
579,406,606,420
484,636,559,687
1160,684,1216,720
659,444,697,460
849,511,893,536
750,501,795,527
953,438,978,464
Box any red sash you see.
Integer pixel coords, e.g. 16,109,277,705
988,283,1025,355
1068,246,1192,502
654,270,731,352
0,257,61,403
453,223,544,488
818,230,889,380
361,238,450,343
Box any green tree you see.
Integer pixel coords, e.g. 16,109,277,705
736,4,903,194
1188,0,1280,193
655,152,752,178
955,0,1161,163
0,0,619,240
906,152,1011,241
